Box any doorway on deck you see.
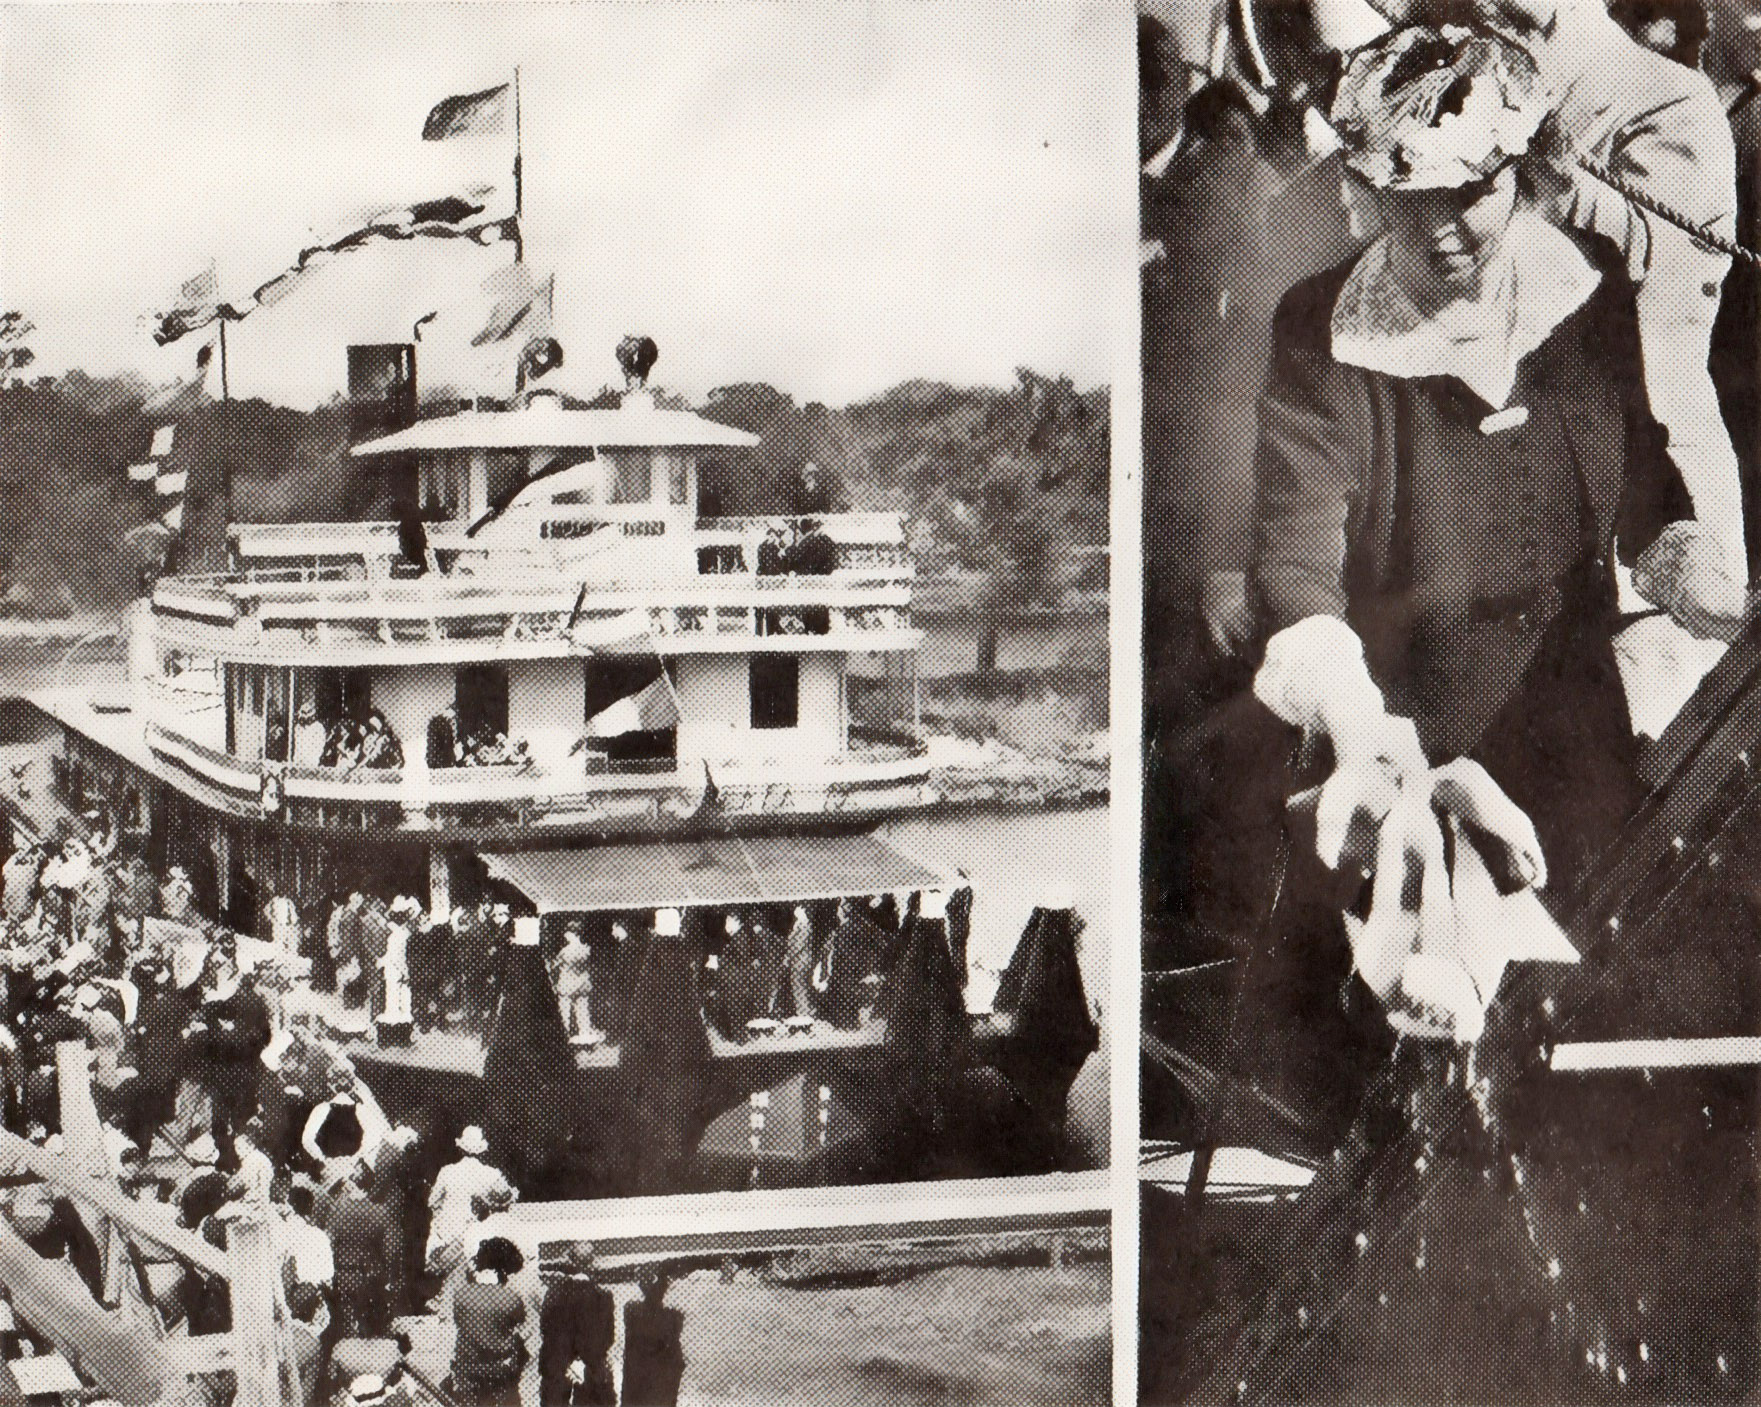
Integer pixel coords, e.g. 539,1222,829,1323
456,663,510,750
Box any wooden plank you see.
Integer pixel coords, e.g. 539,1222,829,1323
0,1129,227,1278
509,1170,1109,1259
1550,1036,1761,1071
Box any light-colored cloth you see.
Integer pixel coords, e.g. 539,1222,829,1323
427,1155,512,1253
272,1206,334,1285
292,719,326,767
1331,213,1602,409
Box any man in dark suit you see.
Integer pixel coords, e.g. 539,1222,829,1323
327,1163,397,1340
539,1242,616,1406
182,950,273,1159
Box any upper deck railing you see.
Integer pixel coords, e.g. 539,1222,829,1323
154,514,920,662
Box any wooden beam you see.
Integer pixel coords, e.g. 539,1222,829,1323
0,1217,171,1404
508,1170,1109,1261
1551,1036,1761,1072
0,1127,228,1277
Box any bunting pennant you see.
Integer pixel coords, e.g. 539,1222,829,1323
150,267,220,346
471,262,552,346
122,422,185,544
242,198,518,315
422,83,512,140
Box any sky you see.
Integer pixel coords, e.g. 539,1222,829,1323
0,1,1130,409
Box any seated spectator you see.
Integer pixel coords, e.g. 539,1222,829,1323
427,705,462,770
755,523,789,576
356,713,403,771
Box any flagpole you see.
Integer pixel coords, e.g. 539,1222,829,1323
512,67,524,263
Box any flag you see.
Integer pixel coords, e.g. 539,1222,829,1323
126,464,157,484
471,262,551,346
154,470,187,496
161,501,184,532
151,266,220,345
243,196,517,312
149,427,174,458
423,83,512,140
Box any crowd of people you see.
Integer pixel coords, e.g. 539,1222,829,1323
0,819,715,1404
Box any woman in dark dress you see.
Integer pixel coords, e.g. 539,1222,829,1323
1174,25,1751,1406
619,1269,684,1407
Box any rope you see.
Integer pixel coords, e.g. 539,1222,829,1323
1573,152,1761,268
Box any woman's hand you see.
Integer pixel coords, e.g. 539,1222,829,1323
1633,522,1750,641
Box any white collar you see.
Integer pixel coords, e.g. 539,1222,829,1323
1331,214,1602,408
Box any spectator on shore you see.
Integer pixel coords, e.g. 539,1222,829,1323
449,1239,529,1407
619,1268,685,1407
327,1163,396,1340
540,1241,616,1407
427,1126,511,1267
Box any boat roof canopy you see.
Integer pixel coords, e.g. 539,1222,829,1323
350,397,760,456
482,834,946,913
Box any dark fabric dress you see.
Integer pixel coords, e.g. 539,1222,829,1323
483,940,579,1195
1188,239,1691,1147
1167,242,1727,1406
619,1298,685,1407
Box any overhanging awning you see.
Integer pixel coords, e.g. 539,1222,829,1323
481,834,946,913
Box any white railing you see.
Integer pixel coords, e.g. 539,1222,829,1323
145,721,932,823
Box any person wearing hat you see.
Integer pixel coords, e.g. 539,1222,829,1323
427,1125,511,1262
345,1373,416,1407
540,1241,617,1406
292,697,327,767
326,1160,397,1340
181,946,273,1161
377,897,417,1029
1222,20,1716,1106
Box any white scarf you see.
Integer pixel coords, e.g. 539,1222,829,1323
1332,212,1603,409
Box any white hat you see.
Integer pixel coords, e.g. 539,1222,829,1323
704,954,720,971
919,889,949,922
348,1376,389,1406
724,914,742,935
1038,880,1076,912
654,908,681,938
511,916,541,947
456,1125,490,1155
186,1134,219,1166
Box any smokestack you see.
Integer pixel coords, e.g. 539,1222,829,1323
346,343,417,444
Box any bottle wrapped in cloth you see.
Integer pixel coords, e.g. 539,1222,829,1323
1259,615,1580,1043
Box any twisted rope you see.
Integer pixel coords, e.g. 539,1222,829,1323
1574,152,1761,268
